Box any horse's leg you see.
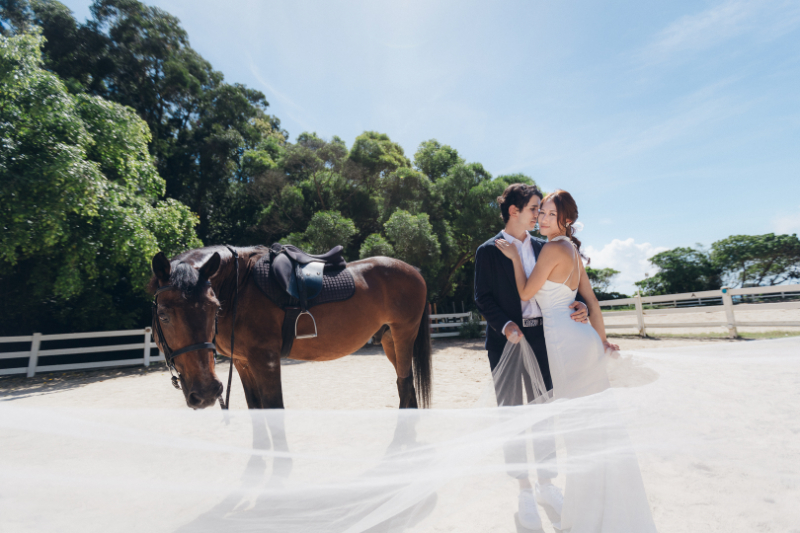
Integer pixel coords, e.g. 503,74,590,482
235,360,293,483
381,327,397,369
245,351,285,409
381,329,412,407
383,324,419,409
233,359,263,409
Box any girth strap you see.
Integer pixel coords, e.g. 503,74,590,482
281,307,302,357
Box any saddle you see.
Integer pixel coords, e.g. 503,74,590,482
252,243,355,357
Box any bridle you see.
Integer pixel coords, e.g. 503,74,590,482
151,247,239,410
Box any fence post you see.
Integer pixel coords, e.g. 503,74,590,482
27,332,42,378
721,287,737,338
634,292,647,337
143,327,152,367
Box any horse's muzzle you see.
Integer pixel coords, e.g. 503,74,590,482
185,381,224,409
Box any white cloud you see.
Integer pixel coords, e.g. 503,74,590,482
773,208,800,235
583,239,668,295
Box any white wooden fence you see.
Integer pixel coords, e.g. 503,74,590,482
0,328,162,377
429,284,800,339
429,312,484,338
2,284,797,377
598,284,800,338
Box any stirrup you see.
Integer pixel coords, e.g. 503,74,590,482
295,310,318,340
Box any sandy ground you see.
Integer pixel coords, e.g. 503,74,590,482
2,334,799,533
0,334,772,411
1,308,796,410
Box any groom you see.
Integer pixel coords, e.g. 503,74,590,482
474,183,589,529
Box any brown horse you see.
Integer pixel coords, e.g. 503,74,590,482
149,245,431,410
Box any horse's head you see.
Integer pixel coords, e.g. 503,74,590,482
151,251,224,409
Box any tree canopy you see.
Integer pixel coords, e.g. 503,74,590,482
711,234,800,287
585,267,627,300
635,234,800,296
0,30,200,333
635,247,723,296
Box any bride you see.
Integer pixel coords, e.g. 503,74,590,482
496,189,657,532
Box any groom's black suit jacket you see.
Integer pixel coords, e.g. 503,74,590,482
474,231,587,353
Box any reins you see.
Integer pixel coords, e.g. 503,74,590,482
151,246,240,410
222,246,238,410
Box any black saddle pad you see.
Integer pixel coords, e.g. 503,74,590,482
252,255,355,309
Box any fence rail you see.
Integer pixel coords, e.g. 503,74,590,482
599,284,800,337
2,284,798,377
429,284,800,339
0,328,162,377
429,312,484,338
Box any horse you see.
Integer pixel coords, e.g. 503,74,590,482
148,245,431,410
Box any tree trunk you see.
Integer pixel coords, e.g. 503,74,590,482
437,252,472,299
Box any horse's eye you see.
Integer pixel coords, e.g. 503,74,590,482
159,314,169,323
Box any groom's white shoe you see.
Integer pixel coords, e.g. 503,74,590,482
535,482,564,515
518,489,543,531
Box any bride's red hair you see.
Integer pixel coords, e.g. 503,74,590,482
542,189,581,250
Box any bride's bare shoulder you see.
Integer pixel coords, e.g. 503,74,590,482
541,240,573,258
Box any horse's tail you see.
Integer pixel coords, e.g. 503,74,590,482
413,302,432,408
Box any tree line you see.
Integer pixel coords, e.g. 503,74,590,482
0,0,540,334
588,233,800,301
634,234,800,296
2,1,797,336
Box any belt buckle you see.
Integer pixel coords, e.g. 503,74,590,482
523,318,540,328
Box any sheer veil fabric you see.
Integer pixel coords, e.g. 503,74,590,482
2,338,799,532
532,236,655,531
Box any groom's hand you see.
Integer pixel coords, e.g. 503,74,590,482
505,323,523,344
569,302,589,323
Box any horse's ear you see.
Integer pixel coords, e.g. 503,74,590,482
152,252,171,283
198,252,221,280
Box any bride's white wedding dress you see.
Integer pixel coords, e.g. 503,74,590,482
534,236,657,532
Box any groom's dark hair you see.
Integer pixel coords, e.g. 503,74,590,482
497,184,543,224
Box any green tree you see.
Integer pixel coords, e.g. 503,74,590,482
585,267,619,293
380,167,433,218
0,32,201,333
413,139,462,181
585,267,627,300
284,211,357,256
429,165,535,297
348,131,410,191
280,132,348,211
635,247,722,295
711,233,800,287
384,210,440,279
359,234,394,259
3,0,286,243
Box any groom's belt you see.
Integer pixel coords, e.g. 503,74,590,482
522,318,543,328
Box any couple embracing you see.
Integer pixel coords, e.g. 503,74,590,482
474,184,657,532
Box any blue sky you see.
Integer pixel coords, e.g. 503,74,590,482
62,0,800,293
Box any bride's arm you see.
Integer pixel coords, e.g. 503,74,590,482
496,241,558,301
519,246,558,300
576,259,618,350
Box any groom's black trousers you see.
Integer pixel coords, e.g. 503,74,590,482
488,324,558,482
487,324,553,392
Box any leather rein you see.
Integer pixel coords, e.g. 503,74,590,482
151,247,239,410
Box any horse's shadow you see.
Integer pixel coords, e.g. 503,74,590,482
174,412,438,533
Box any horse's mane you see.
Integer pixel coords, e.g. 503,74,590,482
146,245,268,309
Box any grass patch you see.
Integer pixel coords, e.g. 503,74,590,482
608,330,800,340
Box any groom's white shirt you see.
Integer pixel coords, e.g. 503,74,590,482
500,230,543,335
